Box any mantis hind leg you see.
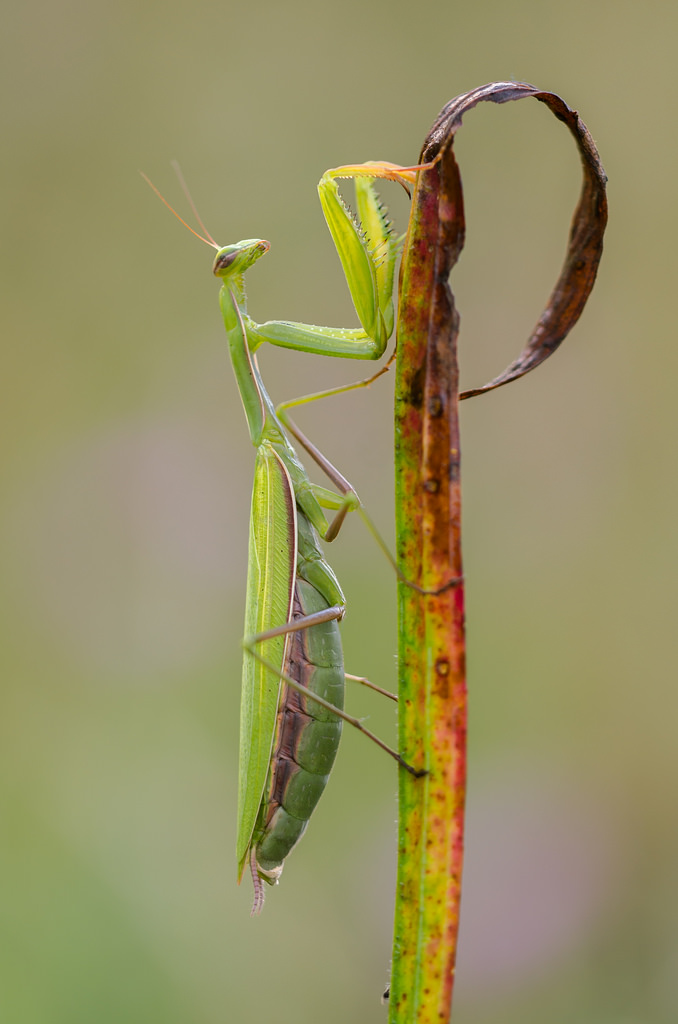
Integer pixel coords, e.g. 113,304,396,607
345,673,397,702
243,608,424,777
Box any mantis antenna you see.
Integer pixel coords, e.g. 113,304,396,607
140,169,218,250
170,159,220,248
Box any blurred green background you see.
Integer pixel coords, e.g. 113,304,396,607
2,1,675,1021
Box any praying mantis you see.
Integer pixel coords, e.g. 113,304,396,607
145,158,427,911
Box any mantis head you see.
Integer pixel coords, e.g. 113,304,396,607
213,239,271,280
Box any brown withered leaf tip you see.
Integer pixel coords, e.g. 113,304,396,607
419,81,608,399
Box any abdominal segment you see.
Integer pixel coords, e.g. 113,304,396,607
254,578,344,880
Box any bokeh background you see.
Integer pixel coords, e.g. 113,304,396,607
2,1,675,1022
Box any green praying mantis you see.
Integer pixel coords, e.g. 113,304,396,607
145,158,431,912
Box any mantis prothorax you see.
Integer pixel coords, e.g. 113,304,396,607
145,160,428,912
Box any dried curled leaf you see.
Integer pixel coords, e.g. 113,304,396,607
420,81,608,399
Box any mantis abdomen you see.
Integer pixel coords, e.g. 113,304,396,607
254,577,344,880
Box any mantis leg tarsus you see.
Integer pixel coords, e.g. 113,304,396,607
345,672,398,703
404,573,465,597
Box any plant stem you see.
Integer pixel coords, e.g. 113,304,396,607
390,139,466,1024
388,82,607,1023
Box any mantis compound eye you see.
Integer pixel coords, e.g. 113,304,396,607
213,249,238,273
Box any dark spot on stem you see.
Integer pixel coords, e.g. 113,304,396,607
427,394,444,417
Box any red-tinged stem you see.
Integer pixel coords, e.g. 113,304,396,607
389,141,466,1024
388,83,607,1023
